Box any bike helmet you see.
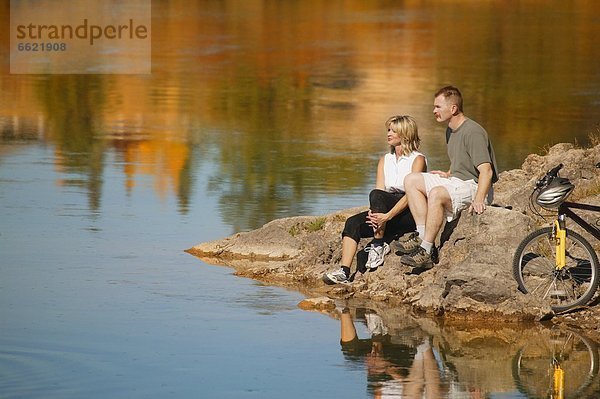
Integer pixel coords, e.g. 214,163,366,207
535,177,574,207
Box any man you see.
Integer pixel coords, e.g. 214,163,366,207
396,86,498,269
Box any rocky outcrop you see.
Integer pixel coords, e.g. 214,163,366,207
187,142,600,337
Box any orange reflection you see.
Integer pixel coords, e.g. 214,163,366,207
1,0,599,220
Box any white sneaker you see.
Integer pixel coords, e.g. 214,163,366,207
365,313,389,336
364,242,390,270
322,268,350,285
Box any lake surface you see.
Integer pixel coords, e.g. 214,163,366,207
1,1,600,398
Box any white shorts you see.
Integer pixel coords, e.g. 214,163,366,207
421,174,478,221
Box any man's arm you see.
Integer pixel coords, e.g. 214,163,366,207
470,162,493,214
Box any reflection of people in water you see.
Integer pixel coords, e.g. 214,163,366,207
339,308,444,398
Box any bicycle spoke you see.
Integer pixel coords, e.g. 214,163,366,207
513,227,600,311
513,327,599,398
513,166,600,311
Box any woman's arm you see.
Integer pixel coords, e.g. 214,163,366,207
369,155,426,226
382,195,409,221
383,155,426,219
375,156,385,190
411,155,427,174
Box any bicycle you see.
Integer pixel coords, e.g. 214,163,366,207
512,327,599,399
512,163,600,312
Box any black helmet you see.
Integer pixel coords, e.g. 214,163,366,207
535,177,574,207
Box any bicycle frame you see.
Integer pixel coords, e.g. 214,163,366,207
554,201,600,269
515,164,600,311
558,201,600,240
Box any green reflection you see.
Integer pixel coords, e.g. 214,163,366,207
205,70,370,230
36,75,107,212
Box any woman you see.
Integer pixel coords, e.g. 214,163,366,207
323,115,426,285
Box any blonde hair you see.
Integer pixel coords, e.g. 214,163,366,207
385,115,420,156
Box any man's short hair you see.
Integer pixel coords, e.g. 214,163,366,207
435,86,463,112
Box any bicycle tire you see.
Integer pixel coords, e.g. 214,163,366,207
513,227,600,312
512,327,599,398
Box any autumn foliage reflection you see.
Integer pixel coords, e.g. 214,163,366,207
1,0,599,229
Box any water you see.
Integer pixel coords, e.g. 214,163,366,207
1,1,600,397
0,146,358,398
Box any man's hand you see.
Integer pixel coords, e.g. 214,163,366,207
430,170,450,178
469,199,486,215
470,162,494,215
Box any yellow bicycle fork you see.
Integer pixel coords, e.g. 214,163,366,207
554,218,566,269
552,363,565,399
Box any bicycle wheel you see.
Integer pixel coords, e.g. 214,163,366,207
513,227,600,312
512,328,599,398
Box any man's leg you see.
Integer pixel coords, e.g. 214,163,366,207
394,173,430,255
404,172,428,238
401,186,452,269
423,186,452,245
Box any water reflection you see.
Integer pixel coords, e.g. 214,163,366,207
513,328,599,399
1,1,599,230
232,283,299,315
322,303,600,398
340,307,447,398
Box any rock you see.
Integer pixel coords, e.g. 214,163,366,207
186,142,600,337
493,142,600,213
297,297,336,311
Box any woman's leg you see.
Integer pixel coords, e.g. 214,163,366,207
323,211,373,284
363,190,403,268
341,211,372,267
383,209,417,242
369,189,404,241
340,310,357,343
341,236,358,268
374,226,385,240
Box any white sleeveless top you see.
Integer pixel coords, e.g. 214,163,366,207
383,151,426,192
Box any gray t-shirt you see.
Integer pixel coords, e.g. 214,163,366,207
447,118,498,183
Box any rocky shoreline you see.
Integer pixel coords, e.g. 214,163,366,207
187,142,600,341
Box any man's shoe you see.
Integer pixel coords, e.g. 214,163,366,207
431,245,439,264
394,232,422,254
364,242,390,270
322,268,350,285
400,246,433,269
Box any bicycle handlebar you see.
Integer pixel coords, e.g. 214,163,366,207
535,163,563,188
547,163,563,177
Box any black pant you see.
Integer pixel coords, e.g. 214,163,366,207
342,189,416,244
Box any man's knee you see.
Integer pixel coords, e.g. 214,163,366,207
404,172,423,191
428,186,451,206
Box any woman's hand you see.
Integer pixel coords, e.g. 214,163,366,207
367,210,390,230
